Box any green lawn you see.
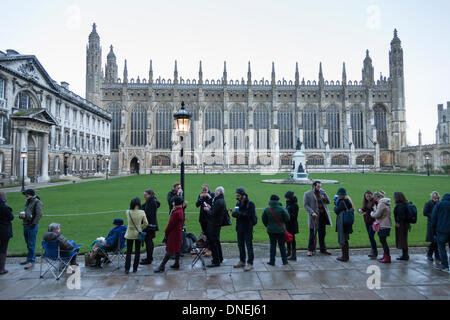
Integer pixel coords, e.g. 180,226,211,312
5,173,450,256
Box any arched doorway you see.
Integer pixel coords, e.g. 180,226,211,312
27,135,39,182
130,157,140,174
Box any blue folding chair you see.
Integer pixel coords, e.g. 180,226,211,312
98,230,126,270
39,241,82,280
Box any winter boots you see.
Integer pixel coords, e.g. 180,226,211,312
336,241,349,262
170,253,180,269
0,253,8,275
378,254,391,263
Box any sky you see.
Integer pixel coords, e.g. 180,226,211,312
1,0,449,145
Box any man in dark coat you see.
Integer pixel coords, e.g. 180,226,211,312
431,193,450,272
232,187,256,271
19,189,43,270
423,192,440,261
0,191,13,275
140,189,160,265
205,187,226,267
167,182,183,212
285,191,299,261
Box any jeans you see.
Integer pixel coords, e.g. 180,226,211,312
437,233,450,269
125,239,141,272
237,231,254,264
307,215,327,252
268,233,288,264
23,225,38,263
365,223,378,253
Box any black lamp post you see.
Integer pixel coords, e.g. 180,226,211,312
105,157,109,180
20,151,27,192
425,155,430,176
173,101,192,201
362,158,365,174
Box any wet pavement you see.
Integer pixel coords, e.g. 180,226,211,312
0,244,449,300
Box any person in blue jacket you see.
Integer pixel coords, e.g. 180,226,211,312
431,193,450,272
90,218,127,268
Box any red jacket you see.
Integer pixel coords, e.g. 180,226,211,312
165,206,183,254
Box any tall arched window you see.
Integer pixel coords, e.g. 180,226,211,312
351,105,363,149
374,104,388,148
204,105,222,149
327,105,340,149
254,105,270,150
278,105,293,149
185,104,199,152
130,104,147,146
303,106,317,149
229,104,246,150
14,91,36,109
155,105,172,149
108,104,121,150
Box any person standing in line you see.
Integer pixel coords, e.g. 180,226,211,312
124,198,148,274
140,189,160,265
205,187,226,267
167,182,183,213
371,191,392,264
231,187,256,271
262,195,290,266
431,193,450,272
196,184,214,257
303,181,333,256
19,189,43,270
423,192,440,262
285,191,299,261
0,192,13,275
358,190,378,259
393,192,410,261
154,196,184,273
334,188,353,262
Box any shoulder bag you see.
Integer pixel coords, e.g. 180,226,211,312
268,206,293,243
128,210,146,242
342,201,355,227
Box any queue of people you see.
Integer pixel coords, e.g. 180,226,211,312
0,182,449,276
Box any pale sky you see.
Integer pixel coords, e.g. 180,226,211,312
2,0,449,145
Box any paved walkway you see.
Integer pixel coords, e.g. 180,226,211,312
0,244,449,300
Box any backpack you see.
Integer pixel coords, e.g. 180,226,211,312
181,231,194,253
406,202,417,224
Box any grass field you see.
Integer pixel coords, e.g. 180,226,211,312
4,173,450,256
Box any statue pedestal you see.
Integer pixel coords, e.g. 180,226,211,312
290,150,309,182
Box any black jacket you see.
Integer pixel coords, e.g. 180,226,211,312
207,194,225,241
0,201,13,240
167,190,178,212
286,197,299,234
334,198,353,234
423,199,438,242
196,191,214,224
143,198,160,233
232,197,256,233
394,202,409,224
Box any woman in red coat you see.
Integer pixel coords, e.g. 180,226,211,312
154,196,184,273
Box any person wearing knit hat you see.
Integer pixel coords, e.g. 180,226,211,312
334,187,353,262
284,191,299,260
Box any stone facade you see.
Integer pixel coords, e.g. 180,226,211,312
0,49,111,185
87,24,415,174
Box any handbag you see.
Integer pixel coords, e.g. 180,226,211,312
128,210,147,242
268,206,293,243
222,208,232,227
342,201,355,226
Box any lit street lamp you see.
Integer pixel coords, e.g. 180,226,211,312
173,101,192,203
20,151,27,192
425,155,430,176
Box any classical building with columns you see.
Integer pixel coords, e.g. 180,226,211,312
0,49,111,184
85,24,447,174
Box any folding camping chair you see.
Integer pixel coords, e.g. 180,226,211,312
97,229,126,270
40,241,82,280
191,233,207,270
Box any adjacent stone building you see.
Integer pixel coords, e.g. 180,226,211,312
88,24,415,174
0,49,111,184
